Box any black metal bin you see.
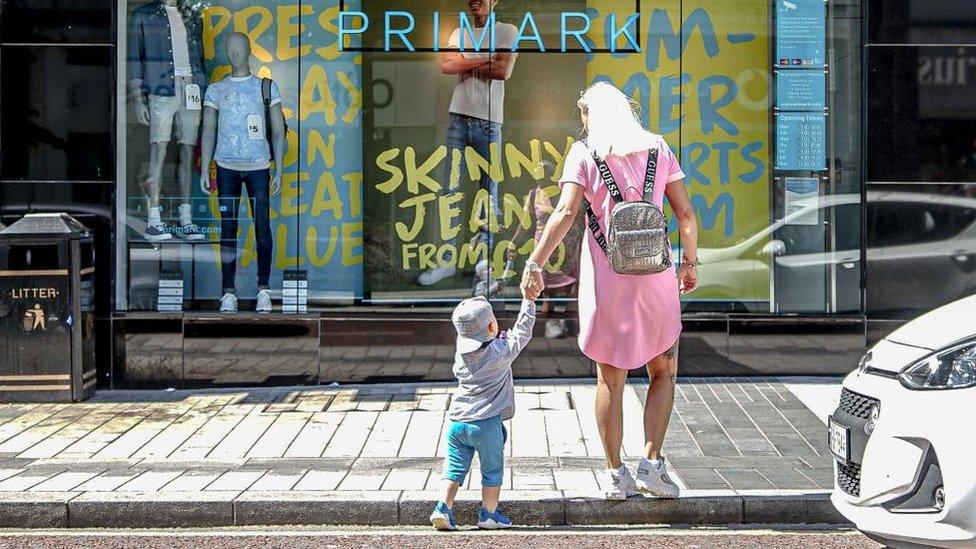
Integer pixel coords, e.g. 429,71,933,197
0,213,96,401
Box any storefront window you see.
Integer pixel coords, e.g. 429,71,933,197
116,0,862,315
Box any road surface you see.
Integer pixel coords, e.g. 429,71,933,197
0,527,882,548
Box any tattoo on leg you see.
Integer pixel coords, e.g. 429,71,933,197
665,341,679,385
664,340,679,360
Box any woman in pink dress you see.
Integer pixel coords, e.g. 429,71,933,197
520,82,700,500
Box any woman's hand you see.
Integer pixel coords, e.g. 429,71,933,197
520,268,544,300
678,264,698,294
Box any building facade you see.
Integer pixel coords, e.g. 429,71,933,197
1,0,973,388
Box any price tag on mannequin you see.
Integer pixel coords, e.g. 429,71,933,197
246,113,264,140
184,84,201,111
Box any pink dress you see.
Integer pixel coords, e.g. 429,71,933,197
559,138,685,370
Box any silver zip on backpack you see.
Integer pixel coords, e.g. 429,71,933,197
585,148,671,275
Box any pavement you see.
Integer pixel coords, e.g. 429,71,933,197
0,377,845,529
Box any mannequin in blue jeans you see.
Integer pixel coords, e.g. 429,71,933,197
214,169,272,298
199,32,285,313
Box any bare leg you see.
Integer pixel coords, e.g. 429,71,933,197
442,479,461,508
482,486,500,512
595,362,629,469
146,141,168,208
643,339,679,460
177,143,194,203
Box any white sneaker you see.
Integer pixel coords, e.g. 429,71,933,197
256,289,272,313
219,293,238,313
417,265,456,286
604,465,638,500
545,319,567,339
177,204,204,241
635,457,680,498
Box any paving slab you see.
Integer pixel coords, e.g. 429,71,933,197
234,490,401,526
0,378,846,528
0,491,76,528
67,491,239,528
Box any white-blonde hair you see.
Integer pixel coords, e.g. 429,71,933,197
577,81,657,160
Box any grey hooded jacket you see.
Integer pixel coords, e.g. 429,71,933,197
449,299,536,422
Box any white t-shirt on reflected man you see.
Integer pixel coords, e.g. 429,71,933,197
164,5,192,77
447,22,519,125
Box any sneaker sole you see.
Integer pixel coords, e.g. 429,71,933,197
417,270,457,286
430,517,455,531
477,520,512,530
144,234,172,241
635,484,679,498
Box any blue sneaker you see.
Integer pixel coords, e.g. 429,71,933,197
477,507,513,529
429,501,457,531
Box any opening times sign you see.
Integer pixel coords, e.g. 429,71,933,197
774,0,826,172
776,113,826,171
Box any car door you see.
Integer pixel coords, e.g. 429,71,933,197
867,200,976,317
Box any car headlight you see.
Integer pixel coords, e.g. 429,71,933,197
857,350,873,374
899,340,976,390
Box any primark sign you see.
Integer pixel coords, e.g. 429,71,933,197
337,3,642,53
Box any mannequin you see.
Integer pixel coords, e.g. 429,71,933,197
127,0,207,241
199,32,285,313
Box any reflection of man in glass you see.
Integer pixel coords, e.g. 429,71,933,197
417,0,519,287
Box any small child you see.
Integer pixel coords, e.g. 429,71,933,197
430,296,536,530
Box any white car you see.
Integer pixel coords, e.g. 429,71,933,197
686,191,976,314
830,294,976,548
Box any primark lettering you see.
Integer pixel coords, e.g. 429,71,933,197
338,10,641,52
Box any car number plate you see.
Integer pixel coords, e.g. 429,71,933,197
828,417,850,463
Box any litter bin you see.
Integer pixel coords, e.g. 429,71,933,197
0,213,96,401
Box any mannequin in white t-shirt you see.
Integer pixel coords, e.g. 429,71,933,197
417,0,520,289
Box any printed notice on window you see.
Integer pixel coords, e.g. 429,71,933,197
776,0,826,67
784,177,820,225
776,113,826,171
777,70,826,110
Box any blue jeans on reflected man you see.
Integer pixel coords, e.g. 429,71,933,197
444,112,501,256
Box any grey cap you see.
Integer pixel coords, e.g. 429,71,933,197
452,296,495,353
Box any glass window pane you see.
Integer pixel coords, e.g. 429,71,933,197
0,0,113,44
0,46,113,181
113,0,865,319
867,184,976,319
120,0,304,312
869,0,976,45
869,45,976,183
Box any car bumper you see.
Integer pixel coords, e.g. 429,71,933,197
830,370,976,548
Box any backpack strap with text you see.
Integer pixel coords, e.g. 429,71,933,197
584,148,659,255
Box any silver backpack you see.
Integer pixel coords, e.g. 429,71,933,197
585,148,671,275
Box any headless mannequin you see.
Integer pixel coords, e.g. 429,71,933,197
129,0,198,237
198,32,284,310
199,33,284,195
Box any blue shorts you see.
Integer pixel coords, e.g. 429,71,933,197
443,415,507,488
